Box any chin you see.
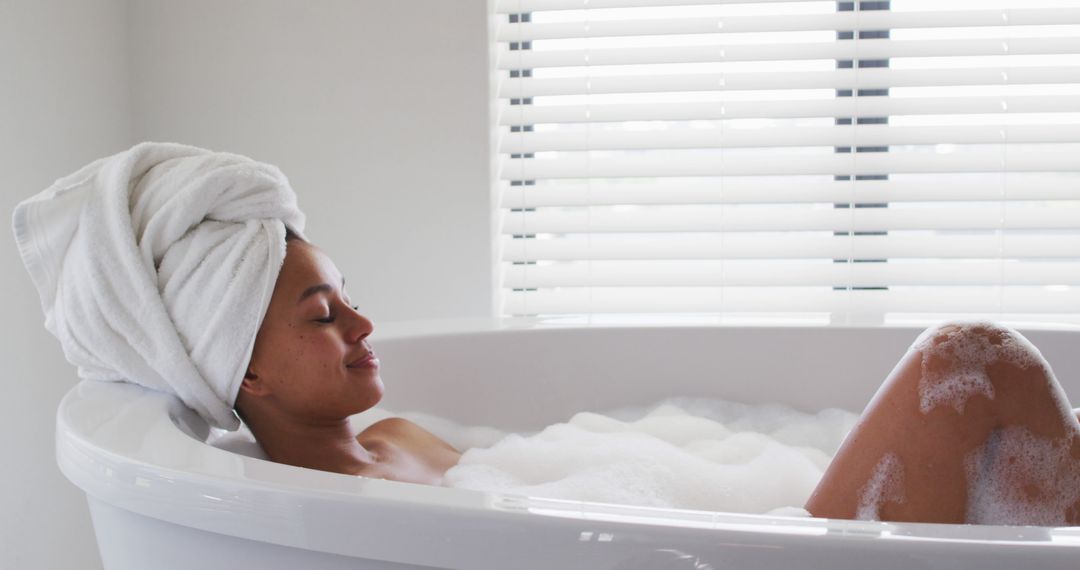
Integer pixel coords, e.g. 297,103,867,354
364,381,385,408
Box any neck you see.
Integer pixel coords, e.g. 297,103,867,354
246,415,378,476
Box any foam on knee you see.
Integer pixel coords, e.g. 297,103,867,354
911,320,1047,415
964,426,1080,525
855,452,905,521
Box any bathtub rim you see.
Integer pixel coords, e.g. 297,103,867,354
56,319,1080,566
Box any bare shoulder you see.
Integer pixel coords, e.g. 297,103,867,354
361,417,460,453
365,416,417,432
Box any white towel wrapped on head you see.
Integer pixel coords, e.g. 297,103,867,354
12,141,306,430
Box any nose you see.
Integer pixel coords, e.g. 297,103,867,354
345,307,374,344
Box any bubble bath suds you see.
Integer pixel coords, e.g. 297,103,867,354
964,425,1080,526
911,320,1045,415
355,398,859,516
855,453,905,521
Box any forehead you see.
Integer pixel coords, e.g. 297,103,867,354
279,241,343,292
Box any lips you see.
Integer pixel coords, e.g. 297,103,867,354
347,352,376,368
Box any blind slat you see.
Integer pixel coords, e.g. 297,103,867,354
498,37,1080,70
500,124,1080,153
501,203,1080,233
495,0,830,14
500,147,1080,179
500,175,1080,206
501,234,1080,261
499,96,1080,125
500,66,1080,98
497,9,1080,42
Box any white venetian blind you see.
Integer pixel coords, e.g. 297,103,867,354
493,0,1080,326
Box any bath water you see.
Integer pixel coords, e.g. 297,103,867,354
350,397,860,516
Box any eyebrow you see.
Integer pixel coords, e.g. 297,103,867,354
297,277,346,304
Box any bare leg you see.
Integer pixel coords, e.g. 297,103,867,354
805,321,1080,525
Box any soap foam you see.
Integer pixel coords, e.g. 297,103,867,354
855,452,905,521
964,425,1080,526
431,397,859,515
912,320,1045,415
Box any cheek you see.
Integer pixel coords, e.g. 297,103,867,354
256,324,346,392
292,331,344,375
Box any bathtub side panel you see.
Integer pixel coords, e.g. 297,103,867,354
86,498,438,570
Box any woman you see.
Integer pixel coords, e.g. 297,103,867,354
236,231,1080,525
16,143,1079,526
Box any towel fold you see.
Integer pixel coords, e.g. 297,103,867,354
12,141,306,430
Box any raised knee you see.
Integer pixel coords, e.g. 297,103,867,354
916,319,1046,372
911,320,1051,415
916,319,1019,351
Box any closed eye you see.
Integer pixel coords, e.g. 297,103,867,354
315,305,360,324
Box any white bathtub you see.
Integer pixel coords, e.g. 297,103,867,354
58,319,1080,569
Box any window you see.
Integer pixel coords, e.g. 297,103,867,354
494,0,1080,327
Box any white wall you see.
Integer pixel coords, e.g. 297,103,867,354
1,2,132,568
3,1,493,568
128,0,495,324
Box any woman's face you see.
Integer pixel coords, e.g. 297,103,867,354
241,239,382,421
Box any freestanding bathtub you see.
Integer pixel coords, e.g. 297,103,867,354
57,319,1080,569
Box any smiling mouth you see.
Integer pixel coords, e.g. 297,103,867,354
347,353,378,368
